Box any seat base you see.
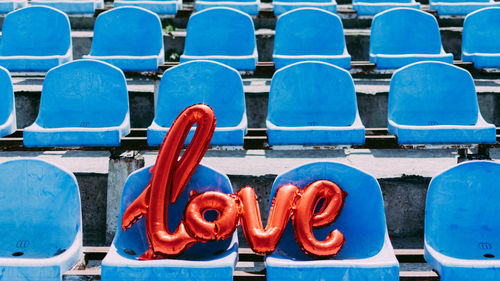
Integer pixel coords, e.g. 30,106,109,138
195,1,259,16
463,53,500,69
0,55,71,72
0,0,27,13
430,2,500,15
273,55,351,70
272,1,336,15
31,0,103,13
353,2,419,16
114,0,179,14
82,55,163,72
180,54,257,72
370,53,453,69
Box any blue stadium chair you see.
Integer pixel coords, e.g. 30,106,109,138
83,7,164,72
180,7,257,72
273,0,336,16
429,0,500,15
0,67,15,138
31,0,103,14
148,60,247,146
0,0,26,13
425,161,500,281
114,0,181,15
388,61,496,145
0,159,82,281
352,0,419,16
266,162,399,281
462,7,500,68
195,0,259,16
267,61,365,146
23,60,130,147
0,6,72,72
369,8,453,69
273,8,350,70
101,164,238,281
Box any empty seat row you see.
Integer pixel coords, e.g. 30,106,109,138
1,158,499,280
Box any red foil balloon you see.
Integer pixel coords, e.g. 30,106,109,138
237,185,299,255
121,104,216,259
292,180,346,258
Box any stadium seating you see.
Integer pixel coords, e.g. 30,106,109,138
0,6,72,72
425,161,500,281
101,164,238,281
462,7,500,68
273,8,350,70
266,161,399,280
148,60,247,146
114,0,181,15
369,8,453,69
23,60,130,147
180,7,258,72
0,67,15,138
195,0,259,16
31,0,103,14
273,0,336,16
352,0,420,16
83,7,164,72
267,61,365,146
0,159,82,281
388,61,496,145
429,0,500,15
0,0,26,13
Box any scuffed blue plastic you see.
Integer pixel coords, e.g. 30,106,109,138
272,0,336,16
31,0,103,14
180,7,257,72
114,0,181,15
101,164,238,281
429,0,500,15
148,60,247,147
369,8,453,69
195,0,259,16
0,6,72,72
23,60,130,147
462,7,500,68
266,162,399,281
388,61,496,144
83,7,164,72
0,159,82,281
352,0,419,16
0,0,26,13
273,8,350,69
0,66,15,138
425,161,500,281
267,61,365,146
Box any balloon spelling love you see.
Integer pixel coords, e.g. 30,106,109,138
121,104,347,260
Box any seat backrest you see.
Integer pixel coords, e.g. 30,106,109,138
183,7,256,56
90,7,163,56
154,60,245,128
35,60,129,128
425,161,500,260
267,61,358,127
463,7,500,54
0,67,13,125
271,162,387,260
113,164,235,259
370,8,443,55
388,61,479,126
0,6,71,56
274,8,346,56
0,159,80,258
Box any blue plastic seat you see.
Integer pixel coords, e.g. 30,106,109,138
180,7,257,72
462,7,500,68
31,0,103,14
352,0,419,16
388,61,496,144
266,162,399,280
195,0,259,16
267,61,365,146
114,0,181,15
148,60,247,146
425,161,500,281
429,0,500,15
0,159,82,281
0,6,72,72
0,67,15,138
83,7,164,72
273,8,350,70
0,0,26,13
369,8,453,69
273,0,336,16
23,60,130,147
101,164,238,281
